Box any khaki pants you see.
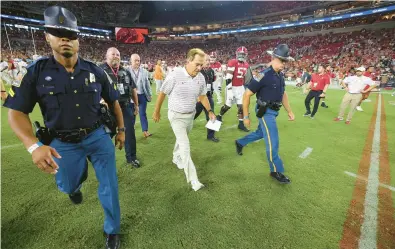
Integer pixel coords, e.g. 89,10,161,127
338,93,362,121
168,110,198,183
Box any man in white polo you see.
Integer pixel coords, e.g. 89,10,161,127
152,48,216,191
334,66,376,124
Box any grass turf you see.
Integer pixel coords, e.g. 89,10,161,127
1,88,394,249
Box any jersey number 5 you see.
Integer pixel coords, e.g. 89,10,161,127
236,67,247,79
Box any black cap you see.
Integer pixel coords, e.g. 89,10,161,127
44,6,79,33
267,44,294,61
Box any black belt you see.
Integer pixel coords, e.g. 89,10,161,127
53,120,102,143
267,101,282,111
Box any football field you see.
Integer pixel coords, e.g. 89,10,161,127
1,88,395,249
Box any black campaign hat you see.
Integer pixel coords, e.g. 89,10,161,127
267,44,294,61
44,6,80,33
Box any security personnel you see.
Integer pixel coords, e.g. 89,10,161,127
235,44,295,184
100,48,140,168
194,54,219,142
3,6,123,249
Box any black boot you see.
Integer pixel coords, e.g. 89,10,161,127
270,172,291,184
235,140,243,155
238,120,250,132
105,234,121,249
69,190,83,204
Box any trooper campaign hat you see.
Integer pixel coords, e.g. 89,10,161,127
44,6,80,33
267,44,294,61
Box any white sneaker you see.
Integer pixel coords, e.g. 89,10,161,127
356,106,363,112
191,180,204,191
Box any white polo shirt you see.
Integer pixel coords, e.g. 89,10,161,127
161,67,207,113
343,75,374,94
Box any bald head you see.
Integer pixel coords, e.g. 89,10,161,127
106,47,120,67
130,54,141,69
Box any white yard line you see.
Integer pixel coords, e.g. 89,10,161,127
299,147,313,159
344,171,395,192
358,94,381,249
1,143,22,149
223,124,237,131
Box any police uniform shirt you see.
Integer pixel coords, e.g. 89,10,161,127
100,64,136,104
247,66,285,102
200,67,215,95
3,56,119,130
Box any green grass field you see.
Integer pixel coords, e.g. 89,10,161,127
1,87,395,249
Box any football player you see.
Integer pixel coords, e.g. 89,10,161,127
217,46,250,132
209,52,223,104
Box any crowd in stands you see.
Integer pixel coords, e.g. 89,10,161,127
2,21,394,85
1,1,141,27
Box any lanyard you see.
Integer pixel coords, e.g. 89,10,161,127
132,68,140,82
108,64,119,81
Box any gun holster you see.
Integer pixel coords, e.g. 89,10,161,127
99,104,117,138
33,121,54,146
256,99,267,118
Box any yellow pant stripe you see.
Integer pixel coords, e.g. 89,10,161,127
261,118,277,172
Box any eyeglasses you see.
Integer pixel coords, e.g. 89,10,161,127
46,28,78,40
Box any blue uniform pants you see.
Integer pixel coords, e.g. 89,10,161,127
138,94,149,132
236,108,285,173
51,126,120,234
122,103,137,162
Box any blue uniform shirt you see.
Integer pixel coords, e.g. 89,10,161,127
3,56,119,130
247,66,285,102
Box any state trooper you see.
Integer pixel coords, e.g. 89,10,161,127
3,6,124,249
100,48,140,168
235,44,295,184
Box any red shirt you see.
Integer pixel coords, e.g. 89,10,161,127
310,73,330,91
227,59,249,86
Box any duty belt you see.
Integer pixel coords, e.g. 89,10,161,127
53,120,102,143
267,101,282,111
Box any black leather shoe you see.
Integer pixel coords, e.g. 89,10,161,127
238,124,250,132
235,140,243,155
270,172,291,184
216,115,222,122
69,190,83,204
105,234,120,249
129,159,140,168
207,136,220,142
321,102,329,108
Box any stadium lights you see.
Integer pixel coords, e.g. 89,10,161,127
180,4,395,37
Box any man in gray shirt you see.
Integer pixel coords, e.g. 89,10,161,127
153,48,216,191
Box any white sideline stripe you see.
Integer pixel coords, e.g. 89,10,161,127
1,143,22,149
358,94,381,249
223,124,237,131
344,171,395,192
299,147,313,158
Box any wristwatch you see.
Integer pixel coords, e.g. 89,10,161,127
243,116,249,120
117,127,126,132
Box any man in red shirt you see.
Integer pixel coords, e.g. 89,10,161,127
356,66,376,111
303,65,330,119
321,65,334,108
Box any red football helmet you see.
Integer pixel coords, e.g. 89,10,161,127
209,51,217,63
236,47,248,62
